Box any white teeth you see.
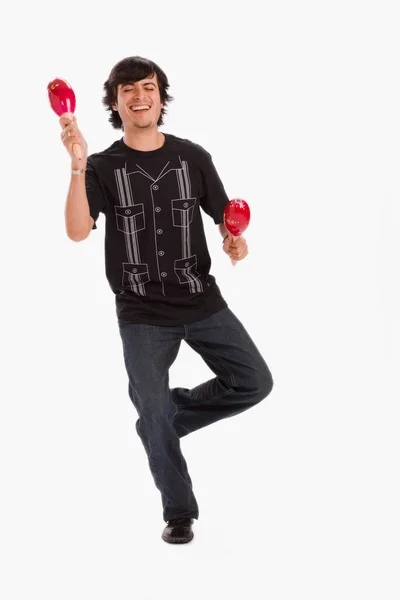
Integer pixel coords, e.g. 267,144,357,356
131,105,150,111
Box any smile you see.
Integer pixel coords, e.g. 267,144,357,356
130,105,151,112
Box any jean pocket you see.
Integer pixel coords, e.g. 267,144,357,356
174,255,201,284
122,262,151,286
171,198,196,227
115,204,145,234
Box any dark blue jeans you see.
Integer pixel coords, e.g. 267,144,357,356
118,307,273,522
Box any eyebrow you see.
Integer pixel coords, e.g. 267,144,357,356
121,80,156,88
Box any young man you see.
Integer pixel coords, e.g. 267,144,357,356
60,56,273,544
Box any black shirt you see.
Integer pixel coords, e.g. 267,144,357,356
85,133,230,326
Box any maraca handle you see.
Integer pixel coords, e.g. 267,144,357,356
230,235,238,266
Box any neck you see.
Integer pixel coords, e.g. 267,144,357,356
123,127,165,152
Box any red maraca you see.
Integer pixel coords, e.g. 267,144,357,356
47,77,82,160
223,198,250,266
223,198,251,237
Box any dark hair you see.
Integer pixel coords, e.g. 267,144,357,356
102,56,173,129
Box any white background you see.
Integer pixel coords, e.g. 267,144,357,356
1,1,399,598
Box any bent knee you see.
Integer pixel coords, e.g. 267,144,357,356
255,370,274,401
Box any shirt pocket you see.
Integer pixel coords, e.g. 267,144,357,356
171,198,196,227
115,204,145,234
122,262,151,286
174,255,201,284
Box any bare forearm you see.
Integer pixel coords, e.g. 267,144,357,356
65,172,92,241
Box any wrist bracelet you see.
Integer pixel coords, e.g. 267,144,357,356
222,234,229,243
71,168,86,175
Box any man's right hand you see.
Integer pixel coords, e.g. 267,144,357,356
59,115,88,169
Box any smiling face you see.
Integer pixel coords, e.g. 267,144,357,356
113,73,164,131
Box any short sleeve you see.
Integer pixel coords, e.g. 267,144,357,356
198,149,230,224
85,157,106,230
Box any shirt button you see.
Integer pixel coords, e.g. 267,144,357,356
125,209,131,215
158,251,165,256
157,229,163,234
161,272,167,277
132,268,137,273
153,185,159,190
183,202,189,208
185,262,190,267
155,207,161,212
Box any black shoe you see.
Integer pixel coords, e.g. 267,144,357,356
161,517,194,544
